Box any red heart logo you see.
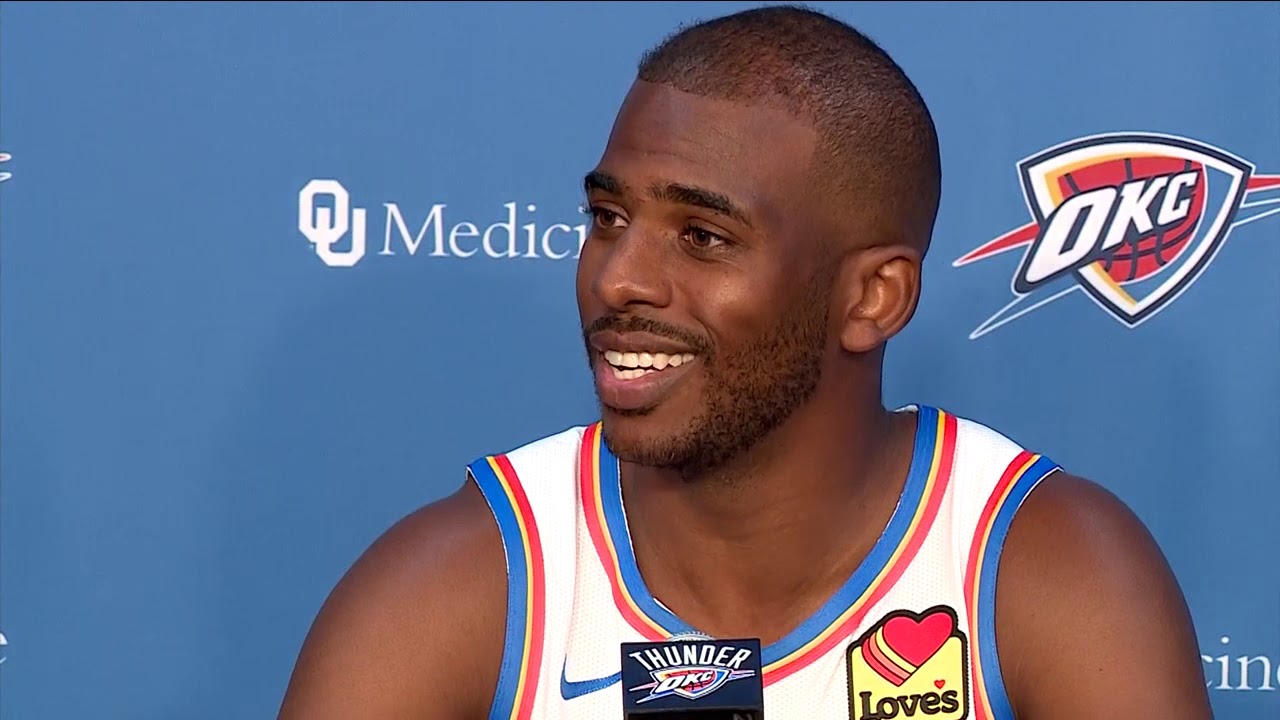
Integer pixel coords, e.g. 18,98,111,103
934,679,945,689
881,610,954,668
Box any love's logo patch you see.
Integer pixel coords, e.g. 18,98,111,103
847,606,970,720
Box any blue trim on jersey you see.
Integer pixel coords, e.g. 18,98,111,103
759,405,937,665
469,459,531,720
976,455,1060,720
597,444,697,636
597,404,940,666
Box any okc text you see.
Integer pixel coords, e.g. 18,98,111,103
1016,170,1198,292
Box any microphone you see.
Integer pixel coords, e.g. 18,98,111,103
620,636,764,719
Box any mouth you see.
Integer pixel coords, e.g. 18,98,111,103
601,349,697,380
588,330,703,411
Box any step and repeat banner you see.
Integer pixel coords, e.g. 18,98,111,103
1,2,1276,718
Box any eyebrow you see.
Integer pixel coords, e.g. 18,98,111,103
584,170,754,229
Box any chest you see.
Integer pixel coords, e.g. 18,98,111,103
541,561,981,720
549,643,856,719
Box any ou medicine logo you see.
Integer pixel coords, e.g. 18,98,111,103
954,132,1280,340
297,179,590,268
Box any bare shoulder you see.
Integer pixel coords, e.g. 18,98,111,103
994,469,1213,720
278,477,507,720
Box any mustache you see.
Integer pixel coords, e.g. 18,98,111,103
583,314,712,355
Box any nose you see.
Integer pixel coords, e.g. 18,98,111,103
589,227,673,312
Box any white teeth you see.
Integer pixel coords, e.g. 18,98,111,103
611,366,651,380
604,349,697,377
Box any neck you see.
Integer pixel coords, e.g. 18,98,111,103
618,384,919,644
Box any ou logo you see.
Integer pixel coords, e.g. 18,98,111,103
298,179,367,268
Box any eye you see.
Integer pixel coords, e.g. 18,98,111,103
684,225,729,251
581,203,627,230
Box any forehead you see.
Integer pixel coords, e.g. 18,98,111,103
594,81,820,228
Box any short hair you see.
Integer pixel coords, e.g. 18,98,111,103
636,4,942,254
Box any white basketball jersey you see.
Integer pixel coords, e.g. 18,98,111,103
465,404,1061,720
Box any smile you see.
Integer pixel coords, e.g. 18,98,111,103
593,348,700,412
603,349,697,380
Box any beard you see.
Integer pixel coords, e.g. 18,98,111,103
583,268,833,480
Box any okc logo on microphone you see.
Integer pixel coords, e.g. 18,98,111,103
846,606,969,720
625,638,758,705
954,132,1280,340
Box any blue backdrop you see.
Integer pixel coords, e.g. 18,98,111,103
1,2,1277,718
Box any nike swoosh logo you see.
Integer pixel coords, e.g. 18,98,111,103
560,659,621,700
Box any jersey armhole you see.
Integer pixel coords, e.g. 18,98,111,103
963,451,1061,720
467,455,547,720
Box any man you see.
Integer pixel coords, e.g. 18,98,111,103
279,6,1212,719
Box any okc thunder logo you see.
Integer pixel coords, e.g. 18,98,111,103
630,665,756,704
626,636,757,706
954,132,1280,339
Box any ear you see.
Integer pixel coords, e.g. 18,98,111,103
835,244,922,354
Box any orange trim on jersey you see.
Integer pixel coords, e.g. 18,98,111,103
580,407,958,687
579,423,667,641
762,410,956,685
471,454,547,720
963,450,1060,720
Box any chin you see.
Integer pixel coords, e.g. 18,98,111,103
598,403,663,448
597,405,700,470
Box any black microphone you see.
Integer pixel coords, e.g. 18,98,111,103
620,636,764,719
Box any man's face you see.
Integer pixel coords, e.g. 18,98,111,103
576,81,838,476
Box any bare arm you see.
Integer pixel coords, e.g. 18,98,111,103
278,479,507,720
997,472,1213,720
